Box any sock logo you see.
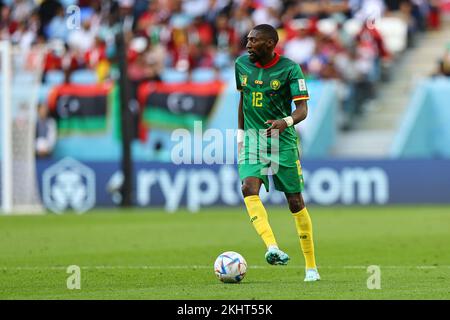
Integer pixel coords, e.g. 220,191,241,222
250,216,258,222
299,234,308,240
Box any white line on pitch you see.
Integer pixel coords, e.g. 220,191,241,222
1,265,449,271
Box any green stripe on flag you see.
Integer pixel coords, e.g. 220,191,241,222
57,116,107,135
143,108,205,130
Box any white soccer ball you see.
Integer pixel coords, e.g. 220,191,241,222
214,251,247,283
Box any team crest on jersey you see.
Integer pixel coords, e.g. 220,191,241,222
241,74,248,86
270,79,281,90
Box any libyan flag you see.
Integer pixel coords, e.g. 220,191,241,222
137,81,225,130
48,82,120,136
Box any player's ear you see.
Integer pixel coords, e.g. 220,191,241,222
266,38,275,48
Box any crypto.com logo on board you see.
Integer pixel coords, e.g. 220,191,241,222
42,157,96,214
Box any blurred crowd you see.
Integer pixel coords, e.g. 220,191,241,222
1,0,441,78
0,0,444,139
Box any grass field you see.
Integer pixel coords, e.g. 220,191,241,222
0,205,449,300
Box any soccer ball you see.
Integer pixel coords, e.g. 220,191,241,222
214,251,247,283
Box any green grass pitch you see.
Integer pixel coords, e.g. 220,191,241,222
0,206,449,300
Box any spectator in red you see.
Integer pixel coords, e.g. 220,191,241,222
42,39,63,82
188,42,215,70
187,16,214,47
128,36,166,82
85,36,107,69
0,5,14,39
355,23,391,61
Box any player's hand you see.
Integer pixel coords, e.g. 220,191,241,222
265,119,287,137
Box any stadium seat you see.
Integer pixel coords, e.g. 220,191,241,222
214,51,231,69
38,83,53,104
70,69,97,84
161,68,188,83
377,17,408,55
191,67,216,83
317,18,337,36
45,70,65,85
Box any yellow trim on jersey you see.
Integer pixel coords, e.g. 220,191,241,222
292,95,309,101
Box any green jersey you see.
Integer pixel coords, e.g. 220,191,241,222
235,53,309,150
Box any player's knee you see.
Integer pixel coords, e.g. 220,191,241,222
288,198,304,213
241,183,258,198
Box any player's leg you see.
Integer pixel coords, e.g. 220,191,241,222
241,177,277,252
239,144,289,265
285,192,320,281
272,149,319,280
240,176,289,265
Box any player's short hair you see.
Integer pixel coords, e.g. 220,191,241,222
253,24,279,45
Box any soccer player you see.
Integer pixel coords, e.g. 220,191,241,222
235,24,320,282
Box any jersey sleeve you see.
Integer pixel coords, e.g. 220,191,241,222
235,62,242,92
289,64,309,101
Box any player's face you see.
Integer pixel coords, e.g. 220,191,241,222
246,30,271,63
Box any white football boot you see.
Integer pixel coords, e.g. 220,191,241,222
304,268,321,282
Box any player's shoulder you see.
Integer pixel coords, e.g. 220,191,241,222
278,55,301,70
235,54,251,67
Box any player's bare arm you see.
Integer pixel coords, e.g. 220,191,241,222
265,100,308,137
237,92,244,154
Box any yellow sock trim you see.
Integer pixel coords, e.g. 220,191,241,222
293,207,316,269
244,195,277,249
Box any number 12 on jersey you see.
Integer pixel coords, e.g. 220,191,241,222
252,92,263,107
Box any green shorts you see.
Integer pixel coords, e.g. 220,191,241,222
238,147,304,193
